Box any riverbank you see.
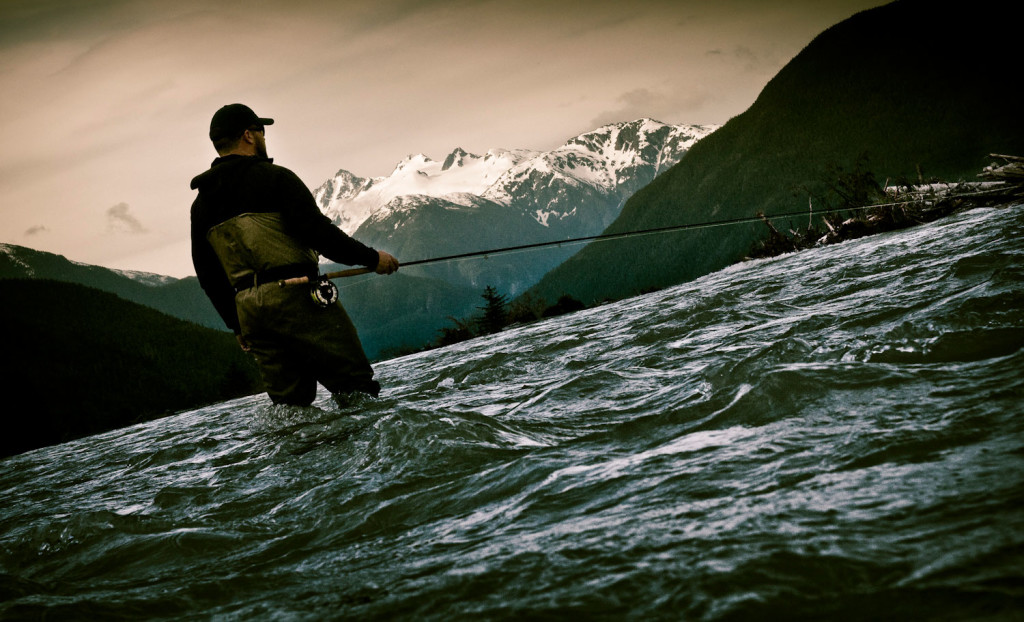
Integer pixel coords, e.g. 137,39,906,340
747,154,1023,259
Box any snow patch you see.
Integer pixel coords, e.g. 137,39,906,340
0,243,34,276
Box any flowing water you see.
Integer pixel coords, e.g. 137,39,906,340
2,205,1023,620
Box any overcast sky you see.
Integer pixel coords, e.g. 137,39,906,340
0,0,887,277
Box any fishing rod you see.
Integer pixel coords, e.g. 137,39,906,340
283,192,972,305
289,199,902,284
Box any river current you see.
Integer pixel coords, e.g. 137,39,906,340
2,204,1023,620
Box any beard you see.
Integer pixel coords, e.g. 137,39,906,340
254,133,268,158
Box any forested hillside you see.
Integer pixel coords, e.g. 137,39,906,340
1,243,225,330
529,0,1023,304
0,280,261,457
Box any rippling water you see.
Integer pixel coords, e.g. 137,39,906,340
2,205,1023,620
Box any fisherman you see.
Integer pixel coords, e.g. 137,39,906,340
190,103,399,407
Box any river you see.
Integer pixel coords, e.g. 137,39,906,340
2,204,1022,620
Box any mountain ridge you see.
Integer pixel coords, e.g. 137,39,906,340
329,118,717,296
0,242,226,331
528,0,1024,305
315,118,717,237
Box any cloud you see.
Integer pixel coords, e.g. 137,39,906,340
106,202,147,234
591,87,712,128
730,45,765,71
24,225,48,236
706,44,773,73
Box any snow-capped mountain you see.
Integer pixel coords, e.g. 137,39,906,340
315,119,717,235
315,119,718,294
314,149,537,234
482,118,714,231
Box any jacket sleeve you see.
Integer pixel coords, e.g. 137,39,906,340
191,200,242,333
274,167,380,269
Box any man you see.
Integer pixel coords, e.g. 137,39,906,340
190,103,399,407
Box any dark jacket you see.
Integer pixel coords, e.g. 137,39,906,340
190,155,379,333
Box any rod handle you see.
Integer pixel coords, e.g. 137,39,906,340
277,267,373,287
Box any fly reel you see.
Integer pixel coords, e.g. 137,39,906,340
310,276,339,307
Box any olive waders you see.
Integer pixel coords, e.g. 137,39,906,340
207,212,380,405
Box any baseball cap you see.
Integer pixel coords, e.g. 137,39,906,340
209,104,274,142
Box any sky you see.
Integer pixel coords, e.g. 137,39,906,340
0,0,889,278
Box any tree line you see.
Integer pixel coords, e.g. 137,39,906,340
381,286,587,357
0,279,262,458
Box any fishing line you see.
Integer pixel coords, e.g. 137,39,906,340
331,198,913,279
324,186,1000,290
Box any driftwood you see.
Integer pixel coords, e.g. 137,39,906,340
980,154,1024,181
747,155,1023,261
979,154,1024,199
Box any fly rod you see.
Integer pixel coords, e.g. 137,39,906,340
281,199,910,289
284,188,978,293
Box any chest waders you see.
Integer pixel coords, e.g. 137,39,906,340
205,212,380,405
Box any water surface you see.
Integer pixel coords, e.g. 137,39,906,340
2,205,1023,620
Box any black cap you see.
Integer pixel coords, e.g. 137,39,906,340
209,104,274,142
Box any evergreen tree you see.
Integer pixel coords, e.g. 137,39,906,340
477,286,508,335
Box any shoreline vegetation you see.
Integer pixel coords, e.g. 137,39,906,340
747,154,1024,260
389,155,1023,358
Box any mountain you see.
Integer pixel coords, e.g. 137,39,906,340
480,118,708,235
529,0,1024,305
0,243,226,331
315,120,714,236
314,148,535,234
315,119,717,294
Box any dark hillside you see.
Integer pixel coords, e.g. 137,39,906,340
0,244,226,330
0,280,261,457
530,0,1023,304
1,243,484,361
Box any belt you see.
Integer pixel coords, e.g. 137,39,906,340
235,263,317,292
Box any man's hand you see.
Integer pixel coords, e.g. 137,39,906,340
236,334,251,352
376,251,399,275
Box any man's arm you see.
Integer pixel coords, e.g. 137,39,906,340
275,167,384,269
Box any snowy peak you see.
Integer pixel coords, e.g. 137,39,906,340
393,153,434,172
557,118,716,179
481,119,718,219
314,147,538,234
316,169,368,204
312,168,379,232
314,119,718,234
442,147,476,171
